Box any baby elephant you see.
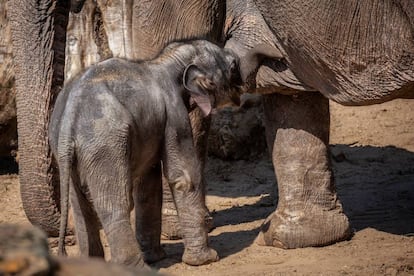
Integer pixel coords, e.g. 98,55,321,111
49,40,241,268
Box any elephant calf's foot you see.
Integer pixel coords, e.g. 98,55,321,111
255,207,352,248
182,247,218,266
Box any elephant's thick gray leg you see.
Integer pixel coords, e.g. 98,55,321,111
170,183,218,266
257,92,351,248
161,178,180,239
8,0,70,237
87,153,146,268
134,164,166,263
70,180,104,257
161,107,213,239
95,193,145,267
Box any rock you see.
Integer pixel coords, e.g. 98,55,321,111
0,224,163,276
0,224,52,275
208,93,267,160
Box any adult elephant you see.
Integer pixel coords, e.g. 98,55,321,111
8,0,414,250
224,0,414,248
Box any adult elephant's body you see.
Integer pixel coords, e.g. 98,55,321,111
8,0,414,248
253,0,414,103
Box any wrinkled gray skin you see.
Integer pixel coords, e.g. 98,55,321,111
8,0,414,252
49,40,241,267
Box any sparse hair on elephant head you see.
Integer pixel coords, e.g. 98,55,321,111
159,40,244,116
178,41,285,113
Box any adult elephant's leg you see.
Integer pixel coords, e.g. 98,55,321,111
161,178,180,239
257,92,351,248
161,108,213,239
8,0,70,236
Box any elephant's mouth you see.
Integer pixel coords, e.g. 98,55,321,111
214,84,243,109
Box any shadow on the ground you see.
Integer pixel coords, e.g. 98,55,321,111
211,196,274,228
0,156,18,174
206,144,414,239
154,228,261,269
331,145,414,235
154,198,273,269
210,228,260,259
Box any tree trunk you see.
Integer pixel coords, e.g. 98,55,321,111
8,0,69,236
0,2,17,158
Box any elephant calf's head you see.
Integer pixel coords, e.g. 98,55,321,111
182,40,244,115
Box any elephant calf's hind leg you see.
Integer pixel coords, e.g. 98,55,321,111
70,176,104,257
134,164,166,263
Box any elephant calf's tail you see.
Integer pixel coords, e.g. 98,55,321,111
57,137,75,256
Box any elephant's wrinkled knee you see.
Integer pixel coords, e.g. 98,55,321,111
170,170,194,192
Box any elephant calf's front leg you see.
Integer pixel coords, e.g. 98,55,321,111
161,107,213,240
162,109,218,265
258,92,352,248
169,178,218,266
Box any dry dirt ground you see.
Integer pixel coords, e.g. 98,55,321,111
0,98,413,275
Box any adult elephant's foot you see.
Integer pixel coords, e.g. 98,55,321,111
143,246,166,264
261,92,352,248
255,205,351,248
161,206,181,240
162,176,183,240
182,247,219,266
161,206,214,240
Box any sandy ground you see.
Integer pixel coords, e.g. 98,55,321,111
0,98,413,275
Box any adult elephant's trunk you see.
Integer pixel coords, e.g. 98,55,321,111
239,44,284,83
8,0,70,236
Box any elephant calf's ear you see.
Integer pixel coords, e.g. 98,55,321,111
183,64,214,117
